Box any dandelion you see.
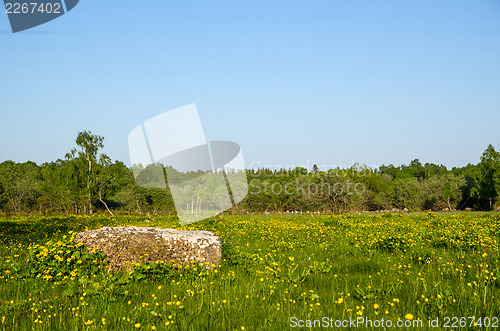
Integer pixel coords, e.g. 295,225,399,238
405,314,414,320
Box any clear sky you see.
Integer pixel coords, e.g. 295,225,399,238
1,0,499,170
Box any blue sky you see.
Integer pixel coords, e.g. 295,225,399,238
1,0,499,170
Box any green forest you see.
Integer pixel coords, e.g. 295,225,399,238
1,131,499,216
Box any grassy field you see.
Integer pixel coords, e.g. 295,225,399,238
0,212,499,330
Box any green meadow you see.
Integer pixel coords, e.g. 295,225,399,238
0,212,499,330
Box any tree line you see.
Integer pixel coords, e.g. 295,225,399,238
0,131,499,216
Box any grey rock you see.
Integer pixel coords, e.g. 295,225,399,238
74,226,221,270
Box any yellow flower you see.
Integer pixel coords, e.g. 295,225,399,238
405,314,414,320
288,256,294,262
337,298,344,304
84,320,93,325
135,323,141,328
374,304,379,309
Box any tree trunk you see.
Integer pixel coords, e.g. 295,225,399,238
98,191,114,216
87,157,93,215
135,199,142,215
7,196,19,213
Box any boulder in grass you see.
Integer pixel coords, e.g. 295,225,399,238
74,226,221,270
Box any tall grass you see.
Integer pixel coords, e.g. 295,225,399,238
0,212,499,330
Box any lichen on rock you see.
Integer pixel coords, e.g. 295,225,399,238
74,226,221,270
